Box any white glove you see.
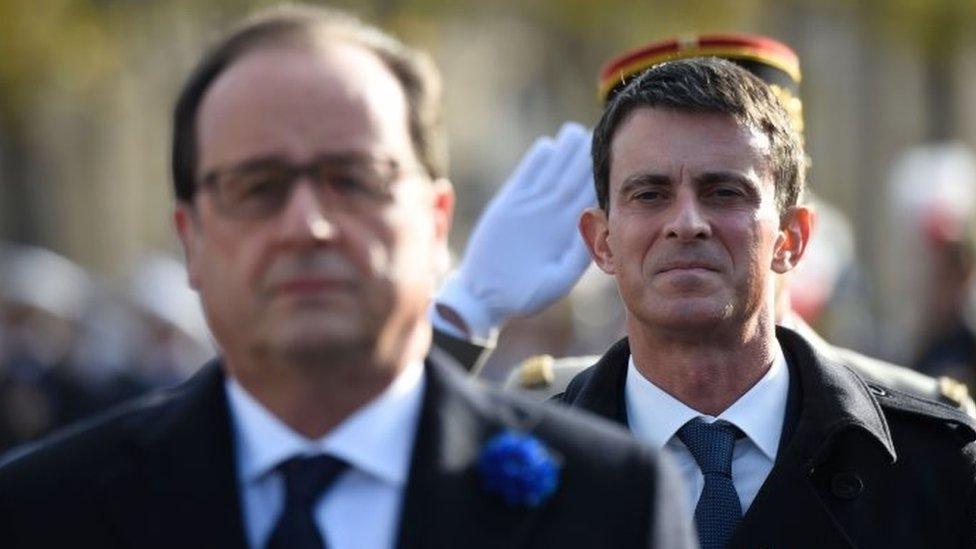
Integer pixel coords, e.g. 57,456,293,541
434,122,596,341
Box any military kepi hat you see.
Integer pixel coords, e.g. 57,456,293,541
598,33,803,131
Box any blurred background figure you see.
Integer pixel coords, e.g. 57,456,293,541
0,245,214,454
888,143,976,386
0,244,99,452
913,221,976,385
122,252,213,385
786,195,857,328
70,251,214,401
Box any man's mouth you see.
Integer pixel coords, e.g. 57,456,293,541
273,277,356,295
656,261,718,274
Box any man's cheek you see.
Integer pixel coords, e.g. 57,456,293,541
343,224,391,280
367,243,393,280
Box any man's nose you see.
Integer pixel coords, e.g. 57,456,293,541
664,189,711,240
275,178,338,243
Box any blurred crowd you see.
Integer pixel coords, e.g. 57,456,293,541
0,245,213,453
889,143,976,385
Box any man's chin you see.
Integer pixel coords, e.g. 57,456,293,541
641,297,734,330
268,335,365,365
265,319,373,363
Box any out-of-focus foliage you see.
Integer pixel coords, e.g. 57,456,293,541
865,0,976,51
0,0,119,129
3,0,971,132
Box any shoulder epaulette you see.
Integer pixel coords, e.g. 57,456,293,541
869,383,976,439
517,355,555,388
938,376,976,416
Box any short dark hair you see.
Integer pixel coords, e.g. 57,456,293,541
171,3,446,203
591,57,806,213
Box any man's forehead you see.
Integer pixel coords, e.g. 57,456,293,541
199,42,404,126
196,41,412,169
610,108,772,180
230,40,390,89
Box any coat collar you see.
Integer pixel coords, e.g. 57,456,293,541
568,327,897,467
774,326,896,467
730,327,897,548
564,337,631,427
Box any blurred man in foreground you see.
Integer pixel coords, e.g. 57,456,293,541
0,5,693,548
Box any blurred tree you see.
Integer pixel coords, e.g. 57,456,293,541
862,0,976,138
0,0,119,242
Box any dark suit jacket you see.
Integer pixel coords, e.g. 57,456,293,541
556,327,976,548
0,349,693,549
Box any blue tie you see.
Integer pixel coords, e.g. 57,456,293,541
677,418,742,549
267,454,348,549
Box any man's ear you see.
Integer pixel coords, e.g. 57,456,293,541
173,203,202,290
430,178,455,246
772,204,814,274
430,178,455,274
579,207,616,275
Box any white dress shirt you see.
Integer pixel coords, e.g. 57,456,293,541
625,343,789,518
225,360,425,549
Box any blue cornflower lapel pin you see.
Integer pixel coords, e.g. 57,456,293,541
477,429,561,507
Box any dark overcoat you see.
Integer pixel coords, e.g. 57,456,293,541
556,326,976,548
0,350,694,549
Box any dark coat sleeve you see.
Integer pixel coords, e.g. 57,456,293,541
431,327,491,373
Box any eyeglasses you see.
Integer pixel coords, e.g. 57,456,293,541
199,154,419,220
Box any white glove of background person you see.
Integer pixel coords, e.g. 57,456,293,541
434,122,596,342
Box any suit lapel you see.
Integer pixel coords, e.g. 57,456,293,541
567,337,631,427
396,348,548,549
103,362,247,548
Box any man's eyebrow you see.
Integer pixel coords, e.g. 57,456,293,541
618,172,671,195
201,155,290,182
201,152,390,182
693,171,760,190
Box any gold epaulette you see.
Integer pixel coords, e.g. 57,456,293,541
938,376,975,416
518,355,555,388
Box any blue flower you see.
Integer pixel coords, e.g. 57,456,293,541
478,430,561,507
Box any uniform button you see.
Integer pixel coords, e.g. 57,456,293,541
830,472,864,500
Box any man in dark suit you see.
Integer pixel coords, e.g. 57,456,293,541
559,56,976,548
0,5,694,548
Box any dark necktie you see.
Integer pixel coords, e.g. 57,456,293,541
677,418,742,549
266,454,348,549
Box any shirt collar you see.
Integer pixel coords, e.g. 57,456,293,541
719,343,789,460
226,359,425,488
625,341,789,461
